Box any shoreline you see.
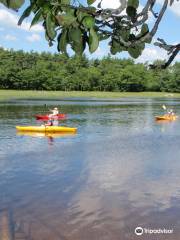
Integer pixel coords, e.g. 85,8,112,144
0,90,179,101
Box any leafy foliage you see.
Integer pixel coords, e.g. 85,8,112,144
1,0,24,9
0,0,175,62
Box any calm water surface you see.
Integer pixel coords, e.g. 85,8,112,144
1,98,180,240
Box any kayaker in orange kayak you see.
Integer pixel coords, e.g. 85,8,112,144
51,107,59,116
167,109,175,117
155,105,177,121
48,107,59,118
44,108,59,126
162,105,175,117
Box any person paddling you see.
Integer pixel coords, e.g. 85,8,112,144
45,118,53,126
45,117,59,126
48,107,59,119
51,107,59,116
162,105,176,118
45,108,59,126
168,109,175,117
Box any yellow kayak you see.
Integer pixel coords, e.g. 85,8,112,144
155,115,178,121
16,126,77,133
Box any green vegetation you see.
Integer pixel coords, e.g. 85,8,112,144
1,90,180,102
0,48,179,93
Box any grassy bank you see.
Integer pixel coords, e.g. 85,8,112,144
0,90,180,101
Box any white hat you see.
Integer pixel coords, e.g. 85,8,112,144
54,107,58,110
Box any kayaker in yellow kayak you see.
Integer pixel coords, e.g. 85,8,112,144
42,107,59,126
45,118,59,126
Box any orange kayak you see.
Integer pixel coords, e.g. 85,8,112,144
155,115,178,121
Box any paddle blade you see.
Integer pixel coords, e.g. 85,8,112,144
162,105,167,110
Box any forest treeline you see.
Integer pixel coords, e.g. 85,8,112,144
0,48,179,92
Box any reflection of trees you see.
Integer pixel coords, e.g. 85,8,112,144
0,208,33,240
0,138,88,239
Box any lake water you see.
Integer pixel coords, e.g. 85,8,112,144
1,98,180,240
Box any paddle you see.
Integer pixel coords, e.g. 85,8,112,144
162,105,167,111
162,105,177,118
162,105,168,115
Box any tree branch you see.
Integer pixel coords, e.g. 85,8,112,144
150,0,168,37
150,43,180,69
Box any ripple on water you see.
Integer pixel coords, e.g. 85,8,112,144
0,99,180,239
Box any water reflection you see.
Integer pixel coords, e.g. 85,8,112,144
17,132,77,146
0,99,180,239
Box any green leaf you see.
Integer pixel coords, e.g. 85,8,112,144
1,0,25,9
82,16,95,29
127,0,139,9
76,10,89,22
58,30,68,54
69,28,82,43
141,23,149,35
30,9,43,28
137,24,151,42
128,45,142,58
71,40,85,55
145,36,152,44
129,34,136,41
9,0,24,9
36,0,44,7
87,7,96,13
56,14,76,26
89,28,99,53
110,40,119,55
61,0,70,3
46,13,56,40
87,0,96,5
45,31,50,41
42,4,51,15
139,42,145,51
126,6,136,18
120,29,130,41
18,5,34,25
126,0,138,18
68,28,86,55
110,40,126,55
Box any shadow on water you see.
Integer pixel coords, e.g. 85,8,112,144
0,207,69,240
0,206,33,240
1,98,180,239
16,132,77,146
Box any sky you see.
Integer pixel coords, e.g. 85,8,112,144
0,0,179,63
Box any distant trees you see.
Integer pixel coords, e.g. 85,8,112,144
160,62,180,92
0,48,179,92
